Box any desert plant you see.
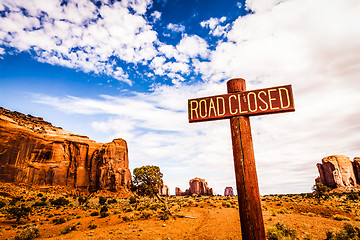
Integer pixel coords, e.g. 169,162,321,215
107,198,117,204
140,210,152,219
88,224,97,229
52,217,66,224
90,211,99,216
60,224,77,234
333,214,351,221
325,223,360,239
266,222,296,240
129,196,137,204
14,225,39,240
78,196,89,206
6,204,32,223
50,197,70,206
312,183,330,203
100,205,110,218
99,196,107,205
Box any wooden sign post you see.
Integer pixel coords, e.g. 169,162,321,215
188,78,295,240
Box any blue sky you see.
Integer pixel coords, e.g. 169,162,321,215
1,0,360,195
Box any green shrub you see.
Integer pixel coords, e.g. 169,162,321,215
333,214,351,221
266,222,296,240
278,207,290,214
122,216,131,222
347,192,359,201
32,201,47,207
158,210,170,221
99,196,107,205
52,217,66,225
88,224,97,229
14,225,39,240
326,223,360,240
90,211,99,216
129,196,137,204
99,205,109,217
140,210,152,219
0,200,6,208
6,205,32,223
50,197,70,206
60,224,77,234
78,196,89,206
107,198,117,204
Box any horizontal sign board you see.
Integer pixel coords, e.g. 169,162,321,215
188,85,295,123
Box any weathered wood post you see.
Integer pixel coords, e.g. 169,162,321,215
188,78,295,240
227,78,266,240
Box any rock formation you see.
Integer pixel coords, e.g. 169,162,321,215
175,177,213,196
316,155,359,189
0,107,131,192
159,185,170,196
224,187,234,196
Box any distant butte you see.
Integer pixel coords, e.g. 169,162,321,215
316,155,360,190
0,107,131,194
176,177,213,196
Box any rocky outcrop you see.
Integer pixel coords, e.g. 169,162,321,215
0,107,131,192
316,155,359,189
224,187,234,196
176,177,213,196
159,185,170,196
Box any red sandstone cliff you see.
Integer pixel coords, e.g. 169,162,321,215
0,107,131,192
316,155,359,190
176,177,213,196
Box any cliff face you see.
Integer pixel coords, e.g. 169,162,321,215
176,177,213,196
316,155,359,190
0,107,131,192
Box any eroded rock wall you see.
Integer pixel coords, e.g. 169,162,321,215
176,177,213,196
316,155,359,189
0,107,131,192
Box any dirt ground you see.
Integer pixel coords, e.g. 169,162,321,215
1,183,360,239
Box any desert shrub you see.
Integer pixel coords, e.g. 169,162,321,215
40,197,47,202
88,224,97,229
326,223,360,240
99,196,107,205
140,210,152,219
278,207,290,214
50,197,69,206
37,193,43,198
32,201,47,207
129,196,137,204
0,200,6,208
266,222,296,240
14,225,39,240
158,210,170,221
90,211,99,216
333,214,351,221
6,205,32,223
52,217,66,225
78,196,89,206
312,183,330,202
346,192,360,201
60,224,77,234
107,198,117,204
100,206,110,218
122,216,131,222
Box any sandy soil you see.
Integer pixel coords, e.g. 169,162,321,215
1,184,360,239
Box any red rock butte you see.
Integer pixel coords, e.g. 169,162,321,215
0,107,131,193
176,177,213,196
316,155,360,190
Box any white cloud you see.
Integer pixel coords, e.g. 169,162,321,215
166,23,185,32
0,0,157,84
200,17,229,37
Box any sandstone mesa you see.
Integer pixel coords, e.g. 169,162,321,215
0,107,131,193
316,155,360,190
176,177,213,196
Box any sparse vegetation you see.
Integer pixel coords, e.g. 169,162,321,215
266,222,297,240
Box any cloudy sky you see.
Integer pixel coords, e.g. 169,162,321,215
0,0,359,195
